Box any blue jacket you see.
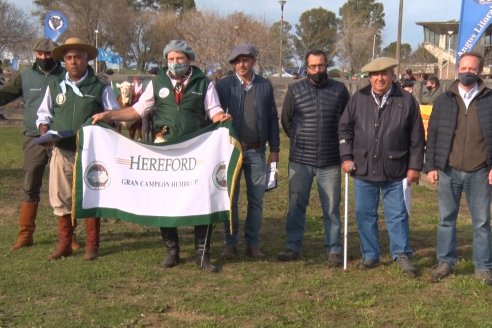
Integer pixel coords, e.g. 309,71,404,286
215,74,280,153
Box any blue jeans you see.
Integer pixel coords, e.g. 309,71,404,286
224,149,266,247
284,161,341,254
354,178,412,261
436,167,492,270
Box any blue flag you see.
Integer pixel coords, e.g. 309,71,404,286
97,48,122,65
44,10,68,42
457,0,492,59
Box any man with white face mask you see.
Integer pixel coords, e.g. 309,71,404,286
92,39,231,273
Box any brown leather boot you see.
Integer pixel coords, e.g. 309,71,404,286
84,218,101,261
11,201,38,251
48,215,74,260
71,220,81,250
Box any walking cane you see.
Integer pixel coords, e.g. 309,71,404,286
343,162,354,271
343,171,349,271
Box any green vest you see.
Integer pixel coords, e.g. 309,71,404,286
48,67,106,151
21,63,65,136
152,66,210,141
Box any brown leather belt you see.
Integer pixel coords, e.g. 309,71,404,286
241,142,260,151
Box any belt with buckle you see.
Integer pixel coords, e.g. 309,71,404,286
241,142,260,151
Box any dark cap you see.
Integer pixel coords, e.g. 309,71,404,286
33,38,58,52
401,80,414,88
228,43,258,64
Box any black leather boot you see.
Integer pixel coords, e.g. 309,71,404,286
195,225,219,273
160,227,180,268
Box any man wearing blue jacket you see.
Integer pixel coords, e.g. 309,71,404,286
215,44,280,260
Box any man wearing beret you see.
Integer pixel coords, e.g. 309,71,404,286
338,57,425,276
37,37,120,261
92,40,231,273
277,49,349,266
215,43,280,260
0,38,68,252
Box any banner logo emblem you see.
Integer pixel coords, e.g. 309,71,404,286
84,161,110,190
212,162,227,190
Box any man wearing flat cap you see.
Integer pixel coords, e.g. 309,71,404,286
36,37,120,261
0,38,67,253
92,39,231,273
338,56,425,276
215,43,280,261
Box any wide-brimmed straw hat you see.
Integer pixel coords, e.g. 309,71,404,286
51,37,98,61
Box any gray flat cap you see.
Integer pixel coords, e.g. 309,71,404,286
33,38,58,52
228,43,258,64
163,40,195,61
361,57,398,73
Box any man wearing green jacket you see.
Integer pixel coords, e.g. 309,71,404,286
0,38,68,252
37,37,119,261
92,40,231,272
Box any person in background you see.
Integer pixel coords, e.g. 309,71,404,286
0,38,71,252
422,76,442,105
0,59,7,121
277,49,349,267
338,57,425,277
215,43,280,260
36,37,119,261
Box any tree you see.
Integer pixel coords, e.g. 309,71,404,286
337,0,385,72
0,0,36,57
294,8,338,66
382,42,412,62
269,21,296,71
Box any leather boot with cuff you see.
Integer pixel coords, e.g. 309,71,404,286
11,201,38,251
160,227,180,268
48,214,74,260
84,217,101,260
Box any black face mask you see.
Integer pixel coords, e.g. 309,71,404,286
36,58,56,71
458,72,479,87
426,86,433,91
308,72,328,86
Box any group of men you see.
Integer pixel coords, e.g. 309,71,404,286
4,36,492,284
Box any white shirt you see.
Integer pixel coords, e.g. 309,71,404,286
458,83,479,110
132,67,224,119
36,70,120,128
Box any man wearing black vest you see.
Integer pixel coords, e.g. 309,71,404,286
0,38,69,252
425,52,492,285
92,40,231,273
278,49,349,267
37,37,120,261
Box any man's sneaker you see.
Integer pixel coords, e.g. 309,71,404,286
327,253,343,268
277,249,299,262
395,254,417,277
357,258,380,270
431,262,453,282
475,269,492,285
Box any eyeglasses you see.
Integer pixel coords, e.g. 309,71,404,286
307,64,327,71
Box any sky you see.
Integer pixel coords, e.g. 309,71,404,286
10,0,462,50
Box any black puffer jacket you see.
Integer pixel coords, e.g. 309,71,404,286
281,78,349,167
424,80,492,173
338,83,425,182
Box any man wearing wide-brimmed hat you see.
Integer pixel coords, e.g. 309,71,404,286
92,39,231,273
338,56,425,277
36,37,120,261
0,38,67,252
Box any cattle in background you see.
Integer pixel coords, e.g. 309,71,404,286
115,80,143,141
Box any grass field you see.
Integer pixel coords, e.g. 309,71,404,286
1,125,491,327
